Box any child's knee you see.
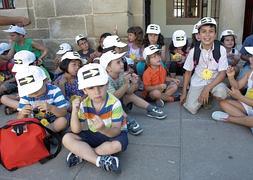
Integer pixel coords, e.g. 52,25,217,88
150,90,162,99
62,133,74,146
219,100,228,108
213,87,227,100
53,117,68,132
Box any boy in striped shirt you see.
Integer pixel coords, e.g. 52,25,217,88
62,63,127,174
16,65,68,132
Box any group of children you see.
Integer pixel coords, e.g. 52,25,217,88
0,16,253,173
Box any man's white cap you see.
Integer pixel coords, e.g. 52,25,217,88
12,50,36,72
143,45,161,60
103,35,127,49
146,24,161,34
75,34,86,44
16,66,47,97
61,51,87,64
198,17,217,29
99,50,126,69
245,47,253,55
56,43,72,55
192,22,200,34
77,63,108,89
220,29,237,39
172,30,187,48
0,43,11,55
3,25,26,35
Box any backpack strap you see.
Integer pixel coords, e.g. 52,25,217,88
212,40,221,63
193,41,201,67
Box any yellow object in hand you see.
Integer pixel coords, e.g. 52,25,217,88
40,118,49,126
0,74,5,82
245,88,253,99
201,69,213,80
129,54,136,61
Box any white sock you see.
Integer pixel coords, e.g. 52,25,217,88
96,156,101,167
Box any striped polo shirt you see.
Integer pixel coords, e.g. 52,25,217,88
78,92,127,132
17,83,68,111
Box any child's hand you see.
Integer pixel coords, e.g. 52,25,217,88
72,98,81,111
113,24,118,35
171,78,180,85
159,84,167,91
20,104,32,116
130,73,139,84
180,93,187,105
92,115,105,130
124,73,132,84
228,87,242,100
226,66,235,77
36,102,51,112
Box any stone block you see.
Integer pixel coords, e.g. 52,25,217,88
55,0,91,16
132,15,145,28
0,9,28,17
14,0,28,8
37,18,49,28
93,13,129,37
26,8,36,29
34,0,55,18
85,15,94,37
93,0,128,13
26,29,50,39
129,0,144,14
48,17,86,39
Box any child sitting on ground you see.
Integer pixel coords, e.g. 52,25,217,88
168,30,189,78
100,49,167,120
143,45,180,107
75,34,95,63
62,63,127,174
212,47,253,131
16,65,68,132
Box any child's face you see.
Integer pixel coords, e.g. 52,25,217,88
128,33,136,43
78,39,89,51
149,52,161,66
223,36,235,49
67,60,81,76
148,34,159,45
199,25,216,47
108,58,124,73
8,32,20,42
29,83,47,98
194,33,201,41
83,85,107,103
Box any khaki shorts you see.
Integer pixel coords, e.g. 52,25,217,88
183,83,228,114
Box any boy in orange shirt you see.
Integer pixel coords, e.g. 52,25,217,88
143,45,180,107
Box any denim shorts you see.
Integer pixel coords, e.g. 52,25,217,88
78,130,128,152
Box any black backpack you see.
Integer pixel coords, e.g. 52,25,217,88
193,40,221,67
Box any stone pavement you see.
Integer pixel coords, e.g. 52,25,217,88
0,102,253,180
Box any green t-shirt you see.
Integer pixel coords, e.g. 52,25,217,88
14,38,41,59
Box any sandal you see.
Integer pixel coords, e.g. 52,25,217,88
4,106,17,115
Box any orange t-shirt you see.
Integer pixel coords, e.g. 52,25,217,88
143,65,167,88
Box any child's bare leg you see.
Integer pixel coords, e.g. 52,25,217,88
227,116,253,128
148,90,162,101
161,83,178,101
95,141,122,155
1,94,19,109
219,100,246,116
52,117,68,132
62,133,98,165
123,93,149,109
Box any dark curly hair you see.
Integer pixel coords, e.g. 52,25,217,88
143,33,165,48
127,26,144,48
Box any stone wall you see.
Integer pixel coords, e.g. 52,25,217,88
0,0,145,70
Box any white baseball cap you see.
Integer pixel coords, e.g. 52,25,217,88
16,66,47,97
3,25,26,35
103,35,127,49
75,34,86,44
245,47,253,55
143,45,161,60
220,29,237,39
192,22,200,34
0,43,11,55
77,63,108,89
61,51,87,64
12,50,36,72
172,30,187,47
99,50,126,69
198,17,217,29
56,43,72,55
146,24,161,34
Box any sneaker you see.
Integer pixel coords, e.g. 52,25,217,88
212,111,229,121
66,152,83,167
146,107,167,119
155,99,165,108
99,155,121,174
127,118,143,136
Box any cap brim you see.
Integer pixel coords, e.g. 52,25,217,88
174,40,186,48
18,80,43,97
0,50,4,55
115,42,127,48
245,47,253,55
12,64,22,72
56,50,66,55
78,76,108,89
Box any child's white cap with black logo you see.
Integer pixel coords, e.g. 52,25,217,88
15,66,47,97
245,47,253,55
192,22,200,34
12,50,36,72
103,35,127,49
146,24,161,34
77,63,108,89
220,30,237,39
61,51,87,64
56,43,72,55
0,43,11,55
99,50,126,69
143,45,161,60
198,17,217,29
172,30,187,47
3,25,26,35
75,34,86,44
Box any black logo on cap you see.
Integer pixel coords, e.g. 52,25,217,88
14,59,23,64
18,75,35,86
82,68,100,80
176,36,185,41
150,25,158,30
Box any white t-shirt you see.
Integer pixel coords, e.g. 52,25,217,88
183,43,228,87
